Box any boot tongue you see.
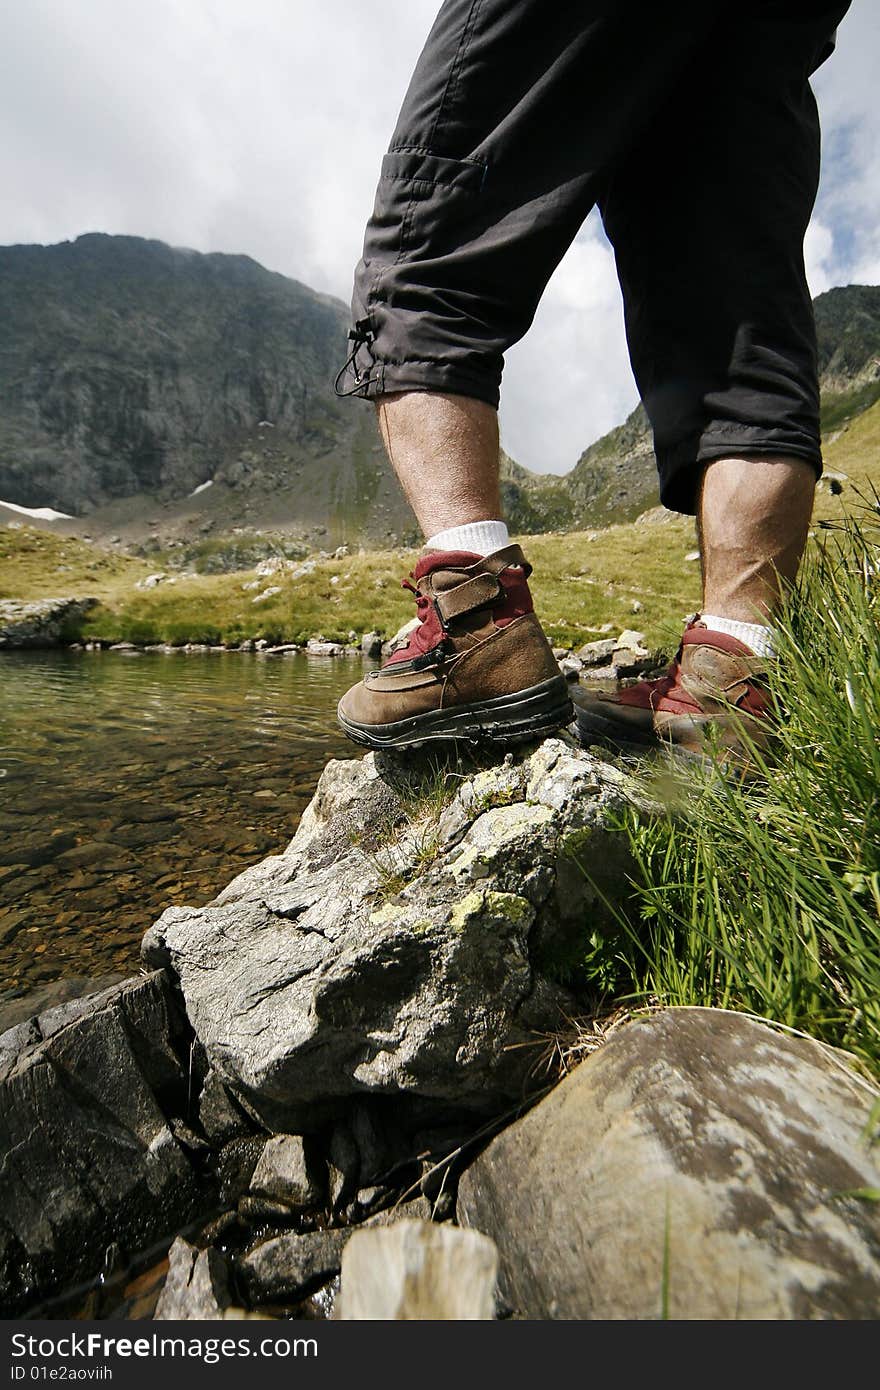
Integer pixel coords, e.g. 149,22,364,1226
412,549,482,581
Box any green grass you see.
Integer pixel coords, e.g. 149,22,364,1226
0,513,701,650
820,395,880,506
580,503,880,1075
350,754,462,899
0,525,155,597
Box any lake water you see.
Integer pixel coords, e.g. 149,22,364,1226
0,649,364,1028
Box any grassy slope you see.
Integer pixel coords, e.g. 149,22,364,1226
0,516,700,650
0,527,156,599
817,394,880,507
1,397,876,652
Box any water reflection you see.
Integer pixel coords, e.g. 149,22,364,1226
0,649,362,1023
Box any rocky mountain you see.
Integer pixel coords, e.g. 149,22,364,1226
499,450,577,534
815,282,880,429
0,233,410,546
563,403,654,527
0,235,876,548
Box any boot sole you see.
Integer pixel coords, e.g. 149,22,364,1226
338,675,574,750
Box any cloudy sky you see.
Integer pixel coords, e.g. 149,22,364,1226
2,1,877,474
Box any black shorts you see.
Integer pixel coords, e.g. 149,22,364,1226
338,1,850,513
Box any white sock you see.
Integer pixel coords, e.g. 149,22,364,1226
425,520,510,556
699,613,776,658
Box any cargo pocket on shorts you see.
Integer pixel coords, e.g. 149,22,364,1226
340,147,490,399
371,146,488,272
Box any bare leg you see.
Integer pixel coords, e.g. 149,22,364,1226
376,392,501,538
697,455,816,623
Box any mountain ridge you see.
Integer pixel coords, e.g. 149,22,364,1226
1,235,877,549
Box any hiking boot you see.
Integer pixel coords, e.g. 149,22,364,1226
337,544,572,749
575,618,773,758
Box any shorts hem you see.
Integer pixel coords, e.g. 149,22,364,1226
658,433,823,514
342,358,501,409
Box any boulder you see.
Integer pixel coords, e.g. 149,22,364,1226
238,1229,349,1303
215,1136,266,1206
0,973,207,1316
328,1120,360,1208
198,1067,256,1143
381,616,418,657
558,656,583,680
576,630,655,681
305,638,345,655
0,597,98,648
338,1220,498,1320
238,1197,435,1305
457,1008,880,1320
143,739,639,1128
255,557,295,577
247,1134,326,1211
576,637,617,665
367,1195,434,1226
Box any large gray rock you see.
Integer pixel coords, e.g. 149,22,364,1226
457,1008,880,1320
198,1066,255,1143
0,597,98,648
143,739,638,1128
0,972,207,1315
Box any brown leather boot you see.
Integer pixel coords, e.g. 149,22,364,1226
575,619,774,759
338,544,572,749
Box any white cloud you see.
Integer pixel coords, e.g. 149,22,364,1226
811,6,880,289
0,0,432,291
501,215,636,474
0,0,876,481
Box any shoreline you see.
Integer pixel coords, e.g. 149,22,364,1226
67,637,372,657
0,598,662,680
2,631,663,686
